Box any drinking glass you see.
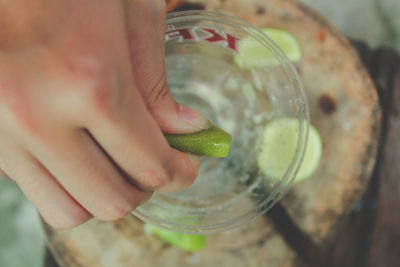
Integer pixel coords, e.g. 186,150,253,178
131,10,309,234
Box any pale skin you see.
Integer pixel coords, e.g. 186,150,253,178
0,0,209,229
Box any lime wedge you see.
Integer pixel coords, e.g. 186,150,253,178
235,28,302,68
165,125,231,158
257,118,322,182
145,224,206,253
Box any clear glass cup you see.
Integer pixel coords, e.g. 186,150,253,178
131,10,309,234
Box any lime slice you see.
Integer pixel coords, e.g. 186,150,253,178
165,125,231,158
235,28,302,68
145,224,206,253
257,118,322,182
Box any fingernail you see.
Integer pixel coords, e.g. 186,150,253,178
179,104,211,131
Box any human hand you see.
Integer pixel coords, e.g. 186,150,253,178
0,0,209,229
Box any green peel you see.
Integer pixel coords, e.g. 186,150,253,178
165,125,231,158
145,224,206,253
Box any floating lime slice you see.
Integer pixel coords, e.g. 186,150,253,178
257,118,322,182
235,28,302,68
165,125,231,158
145,224,206,253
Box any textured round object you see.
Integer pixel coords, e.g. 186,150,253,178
257,118,322,182
235,27,302,68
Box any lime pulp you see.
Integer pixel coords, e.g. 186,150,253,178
235,27,302,68
257,118,322,182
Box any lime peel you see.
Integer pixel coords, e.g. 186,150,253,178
144,224,206,253
165,125,231,158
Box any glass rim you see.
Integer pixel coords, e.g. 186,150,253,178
132,10,310,235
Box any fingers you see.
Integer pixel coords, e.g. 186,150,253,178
125,0,210,134
122,0,204,191
86,87,200,192
0,0,206,231
30,129,153,221
1,145,91,229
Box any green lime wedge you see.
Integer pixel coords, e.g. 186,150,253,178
165,125,231,158
235,27,302,68
145,224,206,253
257,118,322,182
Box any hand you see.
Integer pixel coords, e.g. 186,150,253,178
0,0,209,229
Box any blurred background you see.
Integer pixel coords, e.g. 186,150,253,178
1,0,399,266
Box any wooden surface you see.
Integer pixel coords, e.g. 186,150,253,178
44,42,400,267
43,0,396,266
359,44,400,267
167,0,380,248
269,42,400,267
45,215,306,267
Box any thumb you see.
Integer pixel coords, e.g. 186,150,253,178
145,80,211,134
126,0,210,134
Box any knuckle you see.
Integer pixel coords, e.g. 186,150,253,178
96,200,137,222
85,84,113,111
54,54,117,114
44,211,90,230
73,79,119,122
145,77,170,108
164,154,199,191
56,51,104,82
46,219,72,230
137,169,169,189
